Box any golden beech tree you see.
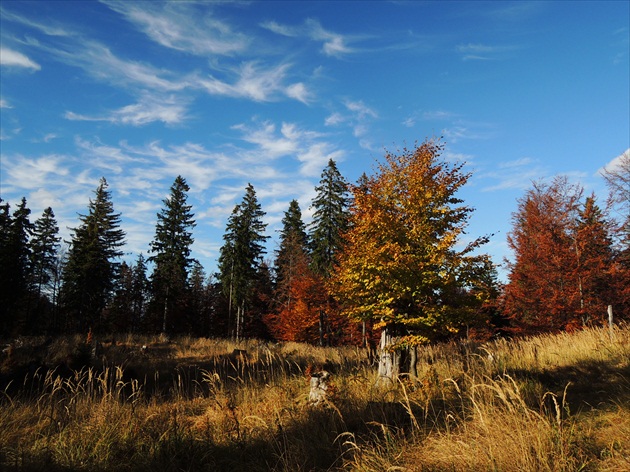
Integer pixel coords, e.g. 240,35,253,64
331,140,496,381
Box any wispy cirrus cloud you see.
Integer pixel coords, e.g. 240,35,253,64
197,61,307,102
233,119,343,177
102,1,250,56
0,47,40,70
0,7,73,36
442,120,496,143
262,18,356,58
456,43,518,61
479,156,548,191
65,93,189,126
324,99,378,149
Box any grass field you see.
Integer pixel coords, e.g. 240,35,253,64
1,325,628,471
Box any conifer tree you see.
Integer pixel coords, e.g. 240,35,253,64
309,159,351,276
275,199,309,300
0,198,33,335
29,207,61,332
60,178,126,332
148,176,196,334
131,253,149,332
218,183,268,340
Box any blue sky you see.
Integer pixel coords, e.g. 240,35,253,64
1,1,628,281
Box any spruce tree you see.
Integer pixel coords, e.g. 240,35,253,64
148,176,196,334
131,253,149,332
29,207,61,332
309,159,351,276
0,198,33,335
275,199,309,296
218,183,268,340
60,178,126,332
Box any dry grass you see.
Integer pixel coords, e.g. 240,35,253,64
1,324,628,471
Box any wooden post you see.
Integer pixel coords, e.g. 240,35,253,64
608,305,614,341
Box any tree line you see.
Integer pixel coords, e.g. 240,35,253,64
1,140,628,359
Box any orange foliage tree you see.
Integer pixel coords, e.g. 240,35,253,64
331,140,496,380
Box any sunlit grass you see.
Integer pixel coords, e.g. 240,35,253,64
1,324,628,471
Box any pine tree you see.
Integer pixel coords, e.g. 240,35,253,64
131,253,149,332
29,207,61,332
148,176,196,334
275,199,309,300
309,159,351,276
60,178,126,332
0,198,33,335
218,183,268,340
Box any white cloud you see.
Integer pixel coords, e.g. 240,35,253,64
262,17,356,58
599,148,630,175
324,112,345,126
479,157,548,192
0,98,11,108
3,154,70,190
456,43,517,61
65,94,189,126
198,62,297,102
103,1,249,56
345,100,377,119
0,7,73,36
286,82,312,103
0,47,41,70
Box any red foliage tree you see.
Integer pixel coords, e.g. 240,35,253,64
504,177,619,332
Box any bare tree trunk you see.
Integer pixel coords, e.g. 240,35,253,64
377,324,401,384
409,345,418,379
608,305,614,341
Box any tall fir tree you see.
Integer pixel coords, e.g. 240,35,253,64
274,199,309,300
60,178,126,332
131,253,149,332
29,207,61,332
309,159,351,276
218,183,268,340
0,198,33,335
148,176,196,334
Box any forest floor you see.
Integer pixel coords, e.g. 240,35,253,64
1,325,629,471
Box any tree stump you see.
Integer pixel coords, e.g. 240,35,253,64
309,370,331,405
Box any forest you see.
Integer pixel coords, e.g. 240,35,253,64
1,140,629,361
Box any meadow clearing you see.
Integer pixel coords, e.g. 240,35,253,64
1,324,628,471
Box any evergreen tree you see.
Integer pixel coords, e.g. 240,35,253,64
148,176,196,334
0,198,33,335
60,178,126,332
29,207,61,332
275,199,309,299
218,183,268,340
108,261,135,332
131,253,149,332
309,159,351,276
188,261,214,336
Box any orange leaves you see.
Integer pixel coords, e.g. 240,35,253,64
331,139,494,341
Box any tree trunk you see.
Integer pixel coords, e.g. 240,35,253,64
377,324,401,384
409,345,418,379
